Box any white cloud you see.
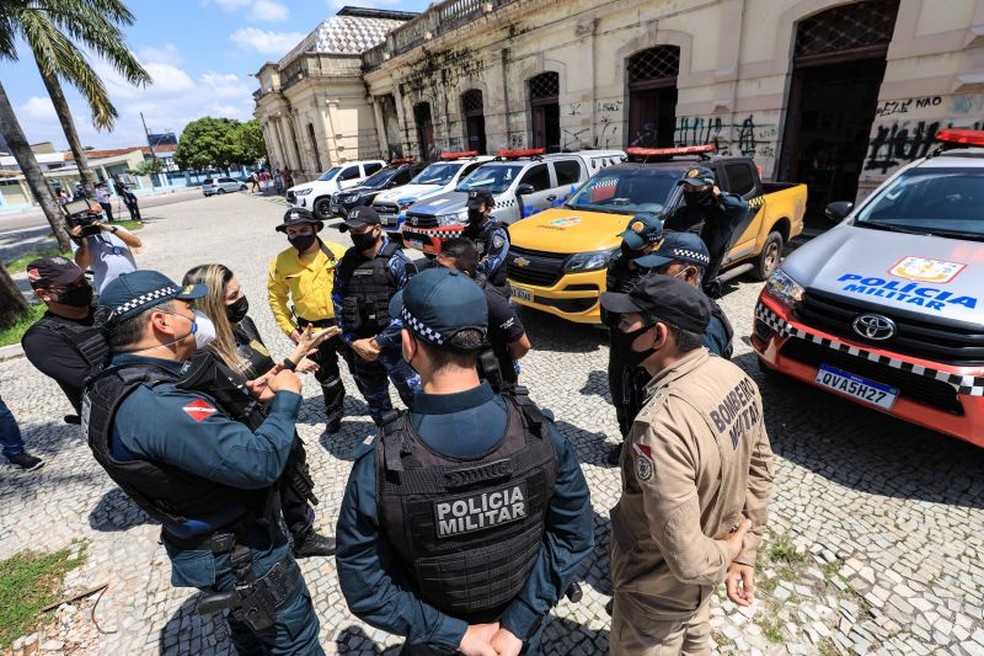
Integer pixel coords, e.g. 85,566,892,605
210,0,251,10
20,96,58,120
137,44,183,67
251,0,288,22
229,27,305,55
328,0,400,7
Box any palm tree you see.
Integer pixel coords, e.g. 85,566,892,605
0,0,151,198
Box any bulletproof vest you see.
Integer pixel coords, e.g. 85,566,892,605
82,363,265,526
231,317,276,381
340,241,400,337
32,313,110,371
376,390,558,618
464,221,509,286
179,350,268,431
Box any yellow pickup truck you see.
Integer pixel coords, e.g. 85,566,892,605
506,149,808,324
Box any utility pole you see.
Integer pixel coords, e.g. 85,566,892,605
141,111,159,168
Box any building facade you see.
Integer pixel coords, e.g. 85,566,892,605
255,0,984,210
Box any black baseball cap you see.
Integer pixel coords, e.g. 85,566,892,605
337,205,381,232
26,256,85,288
389,268,487,350
677,166,716,188
466,188,494,210
276,207,323,233
634,232,711,269
100,270,207,323
600,273,711,333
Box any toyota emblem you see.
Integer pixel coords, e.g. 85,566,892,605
852,314,896,341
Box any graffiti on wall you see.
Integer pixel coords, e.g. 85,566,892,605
561,127,589,150
674,115,778,159
874,96,942,118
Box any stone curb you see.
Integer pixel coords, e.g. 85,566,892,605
0,343,25,362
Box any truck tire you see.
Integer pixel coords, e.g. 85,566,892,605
313,198,332,220
753,231,783,281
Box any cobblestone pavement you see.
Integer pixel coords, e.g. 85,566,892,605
1,194,982,655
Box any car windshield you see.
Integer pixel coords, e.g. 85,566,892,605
363,168,396,188
456,165,524,194
412,163,463,186
318,167,341,182
566,168,681,216
855,168,984,239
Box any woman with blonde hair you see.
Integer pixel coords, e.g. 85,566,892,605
183,263,339,558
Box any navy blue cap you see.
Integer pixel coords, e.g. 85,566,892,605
634,232,711,269
389,268,487,349
466,188,494,210
617,215,664,251
677,166,716,188
100,270,207,323
600,273,710,333
337,205,380,232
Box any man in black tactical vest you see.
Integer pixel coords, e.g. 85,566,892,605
332,206,419,424
22,257,110,423
461,188,511,290
82,270,323,654
336,267,593,656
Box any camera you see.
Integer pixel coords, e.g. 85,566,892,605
64,200,103,237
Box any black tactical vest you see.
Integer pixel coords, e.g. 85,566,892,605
340,241,400,337
82,363,265,526
464,221,508,286
376,390,558,619
31,313,110,370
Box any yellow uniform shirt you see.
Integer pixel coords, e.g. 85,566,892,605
267,240,347,335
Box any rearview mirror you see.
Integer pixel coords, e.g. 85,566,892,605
825,201,854,223
517,183,535,196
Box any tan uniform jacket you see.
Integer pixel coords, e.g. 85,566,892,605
610,348,774,619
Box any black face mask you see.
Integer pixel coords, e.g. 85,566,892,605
620,241,644,259
57,282,93,307
351,230,380,252
288,234,317,252
467,208,485,224
226,296,249,324
612,322,657,369
685,190,716,210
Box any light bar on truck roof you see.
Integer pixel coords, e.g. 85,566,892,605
626,145,717,157
439,150,479,160
390,157,415,164
497,148,546,158
935,129,984,147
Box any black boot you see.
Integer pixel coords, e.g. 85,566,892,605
292,529,336,558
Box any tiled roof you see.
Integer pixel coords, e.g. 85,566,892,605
280,13,407,63
63,144,176,161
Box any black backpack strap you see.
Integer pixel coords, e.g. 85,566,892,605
318,238,337,263
379,410,411,472
502,385,549,439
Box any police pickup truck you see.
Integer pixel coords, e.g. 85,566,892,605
753,128,984,448
400,148,626,255
372,151,495,236
506,146,807,324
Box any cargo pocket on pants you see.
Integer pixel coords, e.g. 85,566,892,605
163,543,216,589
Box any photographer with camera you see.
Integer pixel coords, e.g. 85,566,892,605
68,201,141,293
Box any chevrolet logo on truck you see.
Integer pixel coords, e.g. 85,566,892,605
852,314,896,341
513,256,530,267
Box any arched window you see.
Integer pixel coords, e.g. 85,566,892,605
528,72,560,151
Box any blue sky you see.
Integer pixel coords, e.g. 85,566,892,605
1,0,431,150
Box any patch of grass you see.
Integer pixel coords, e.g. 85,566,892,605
0,303,46,347
0,545,86,649
115,219,143,232
4,247,70,273
765,536,807,565
821,559,842,580
757,615,785,643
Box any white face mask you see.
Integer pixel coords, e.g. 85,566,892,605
193,309,216,349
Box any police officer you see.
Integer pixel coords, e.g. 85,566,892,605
461,188,510,289
663,167,750,296
604,215,664,465
332,205,418,425
22,257,110,421
268,207,349,433
83,270,323,654
336,268,593,655
436,238,531,390
601,274,774,655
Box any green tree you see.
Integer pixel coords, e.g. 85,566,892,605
0,0,151,202
235,119,267,167
174,117,241,173
129,156,163,177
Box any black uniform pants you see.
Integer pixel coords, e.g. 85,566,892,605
275,436,315,539
608,334,650,440
700,223,732,288
125,201,141,221
297,318,347,428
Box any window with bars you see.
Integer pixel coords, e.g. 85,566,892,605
413,102,432,124
528,72,559,101
627,46,680,87
461,90,484,116
795,0,899,61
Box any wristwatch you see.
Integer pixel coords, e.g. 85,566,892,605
110,226,118,233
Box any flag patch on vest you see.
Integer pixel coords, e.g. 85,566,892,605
434,481,528,538
183,399,217,422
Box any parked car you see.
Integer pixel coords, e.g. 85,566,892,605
202,176,248,196
506,145,807,324
329,159,429,218
285,160,387,220
373,152,495,235
753,128,984,448
401,148,626,254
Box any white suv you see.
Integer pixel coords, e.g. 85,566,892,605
286,160,386,220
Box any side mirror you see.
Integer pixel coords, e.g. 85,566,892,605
825,201,853,223
517,183,535,196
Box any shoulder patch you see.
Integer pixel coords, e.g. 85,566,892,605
492,234,505,249
183,398,217,422
632,442,654,481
